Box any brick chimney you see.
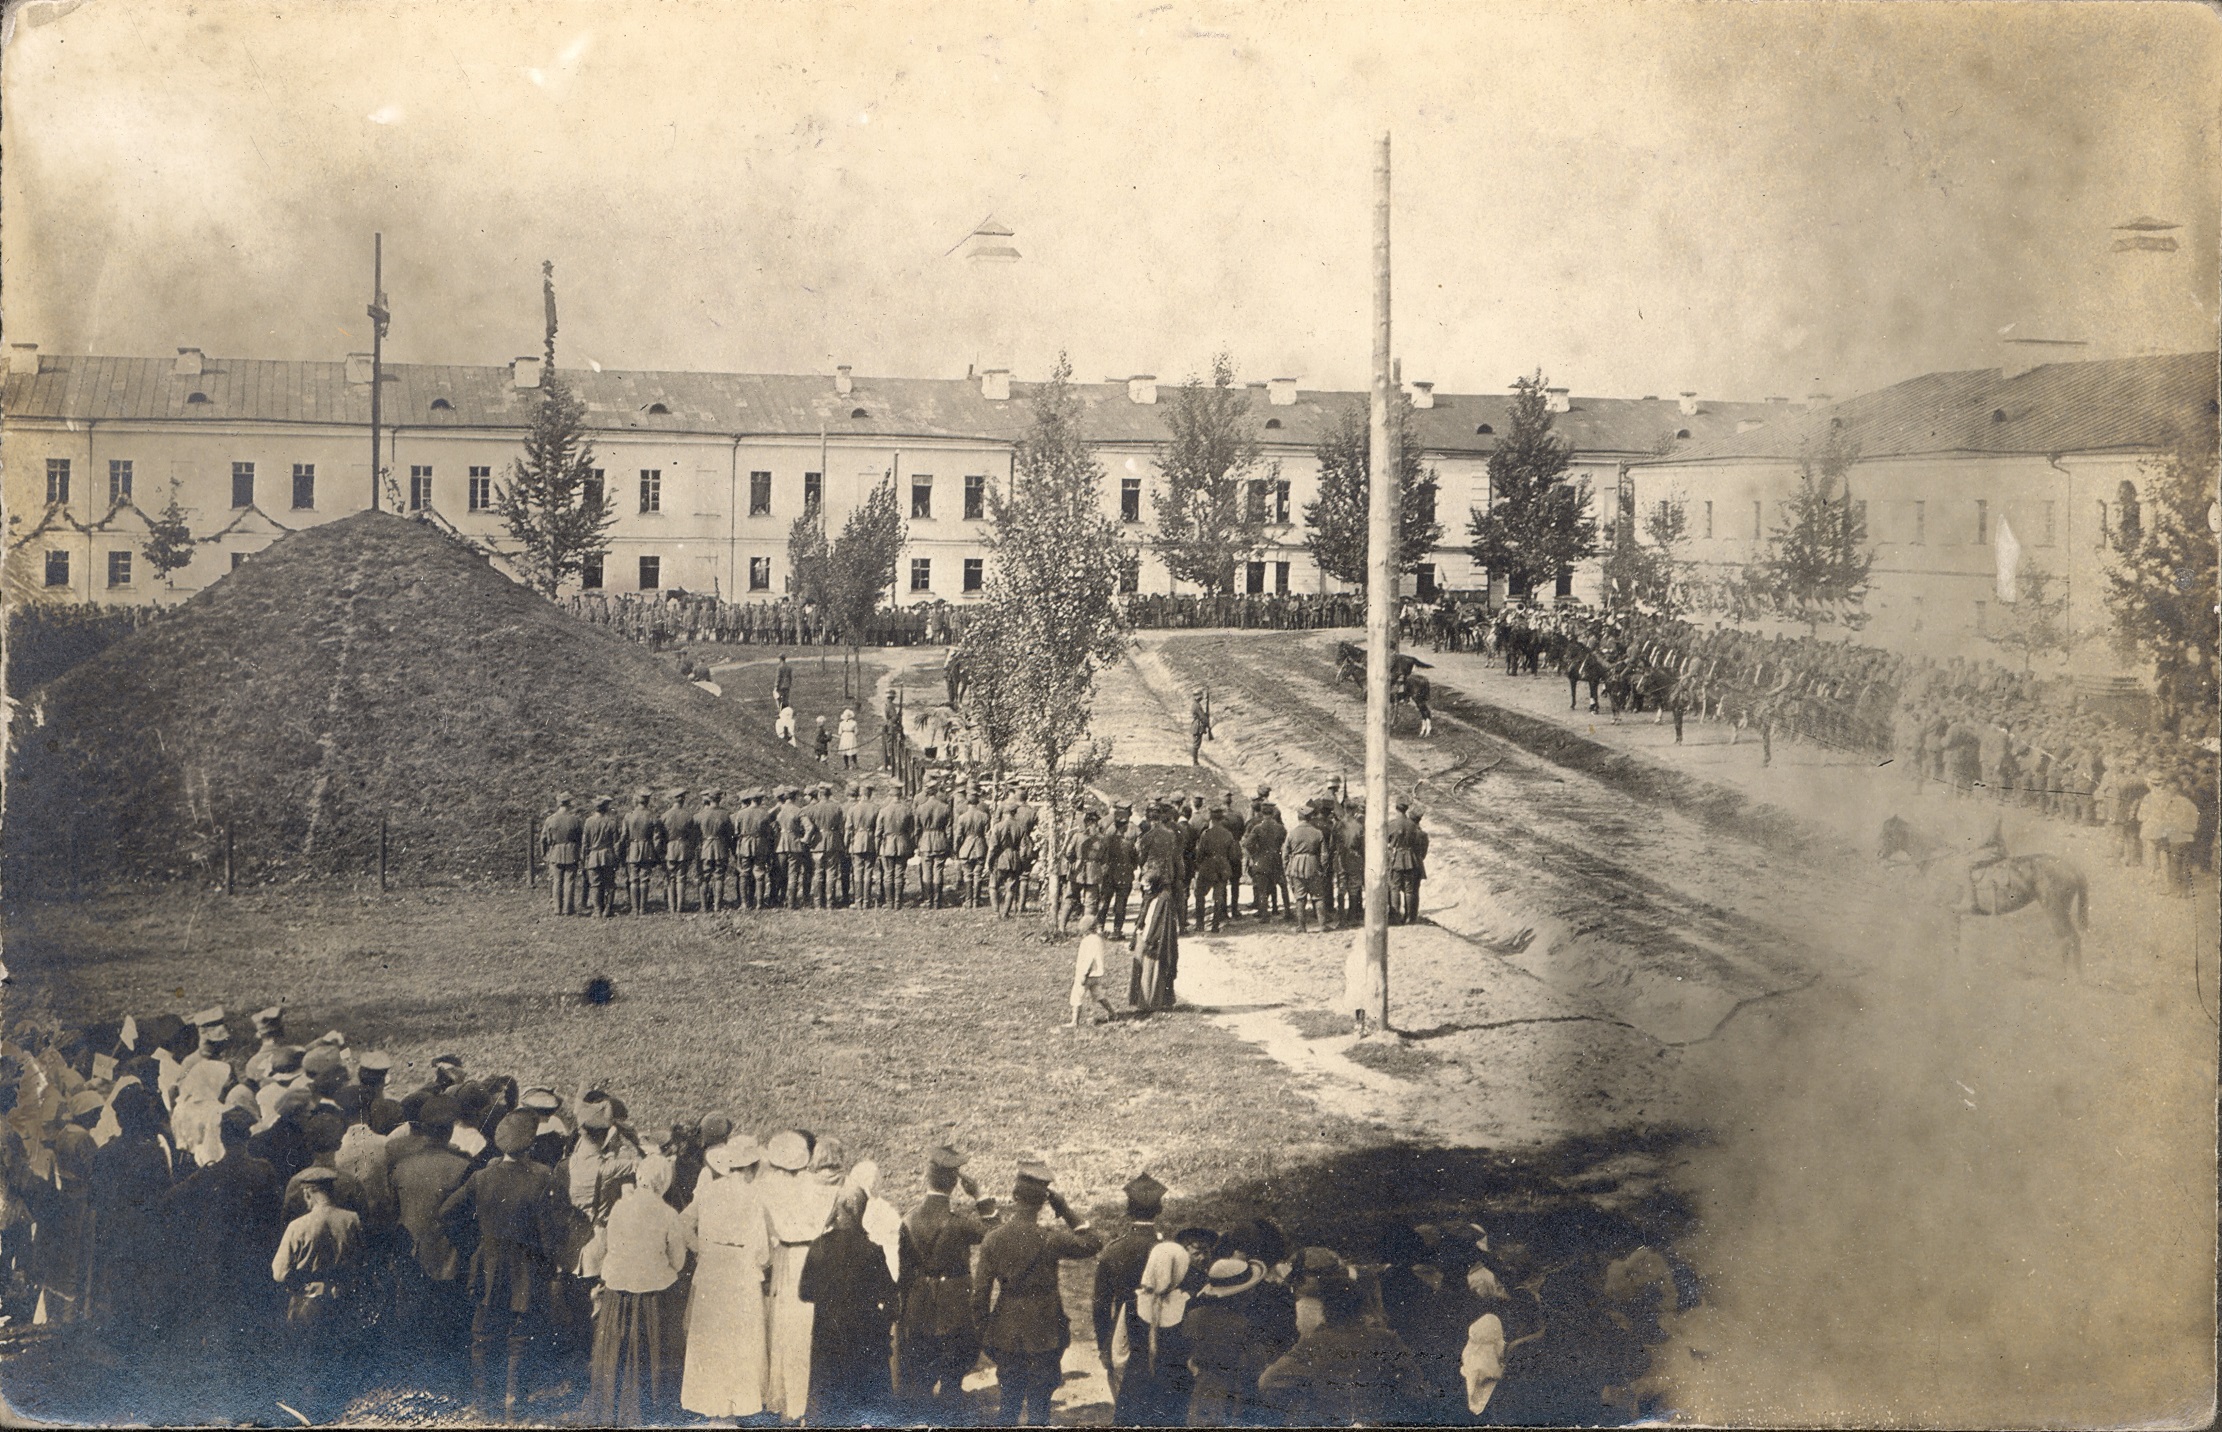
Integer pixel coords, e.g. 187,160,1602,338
8,343,38,376
981,368,1010,401
1127,375,1158,405
1545,386,1571,413
835,364,853,396
173,346,204,378
511,356,543,390
1267,377,1298,407
1677,391,1699,416
1409,380,1435,409
345,353,374,385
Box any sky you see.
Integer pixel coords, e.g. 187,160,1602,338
3,0,2217,403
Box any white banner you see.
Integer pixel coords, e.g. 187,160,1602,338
1995,515,2022,604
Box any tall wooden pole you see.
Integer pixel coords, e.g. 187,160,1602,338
368,234,388,511
1353,133,1394,1035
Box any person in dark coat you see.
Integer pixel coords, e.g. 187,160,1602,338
86,1081,173,1347
1091,1172,1167,1404
161,1107,284,1413
896,1145,995,1423
972,1162,1102,1427
1257,1272,1424,1427
800,1184,900,1425
439,1111,571,1420
1181,1256,1281,1427
388,1097,475,1397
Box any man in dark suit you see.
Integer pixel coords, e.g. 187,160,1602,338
438,1112,570,1420
1098,805,1138,937
971,1161,1102,1427
389,1097,474,1398
1090,1172,1166,1403
896,1145,997,1423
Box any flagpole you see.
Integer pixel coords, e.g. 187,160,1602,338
368,233,387,511
1355,133,1394,1037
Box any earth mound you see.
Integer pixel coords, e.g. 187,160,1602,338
5,512,818,886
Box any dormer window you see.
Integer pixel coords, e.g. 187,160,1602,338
1264,418,1282,429
1476,423,1494,435
645,402,671,416
850,407,870,419
430,397,454,411
1991,408,2009,423
1675,428,1691,439
187,391,211,404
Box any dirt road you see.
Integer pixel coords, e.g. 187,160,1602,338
1094,629,2216,1426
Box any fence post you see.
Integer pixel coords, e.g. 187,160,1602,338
224,826,235,895
378,815,389,893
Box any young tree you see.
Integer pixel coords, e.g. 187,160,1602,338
493,261,614,597
959,353,1128,926
1303,391,1442,586
141,487,197,589
1601,487,1690,616
2106,418,2220,733
1983,561,2079,671
786,507,832,641
1467,371,1598,600
824,473,906,646
1750,427,1873,633
1151,354,1267,593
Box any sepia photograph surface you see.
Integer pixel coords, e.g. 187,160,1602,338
1,1,2216,1426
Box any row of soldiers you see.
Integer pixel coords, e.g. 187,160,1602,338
534,779,1435,932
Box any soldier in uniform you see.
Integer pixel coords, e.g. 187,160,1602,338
437,1111,571,1420
1283,800,1330,933
773,786,813,911
1099,804,1138,937
1408,806,1431,925
581,797,623,919
1383,800,1421,924
616,791,657,916
914,774,955,910
876,783,919,911
1189,688,1214,766
243,1006,290,1085
1062,808,1105,931
659,788,698,915
953,787,993,910
541,793,584,916
696,790,734,913
1192,807,1240,933
846,780,882,908
734,790,771,909
988,802,1027,919
1009,788,1041,914
895,1145,996,1422
1091,1172,1167,1405
972,1161,1102,1427
805,783,845,910
1242,796,1288,921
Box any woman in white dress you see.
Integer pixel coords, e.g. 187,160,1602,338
679,1137,771,1419
838,709,861,770
757,1130,837,1421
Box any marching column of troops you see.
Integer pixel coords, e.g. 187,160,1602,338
0,1003,1672,1427
535,778,1430,933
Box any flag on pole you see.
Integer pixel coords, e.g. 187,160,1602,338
1995,515,2022,604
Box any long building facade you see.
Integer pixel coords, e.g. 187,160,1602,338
2,342,1777,609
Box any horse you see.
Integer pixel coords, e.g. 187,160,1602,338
1563,639,1609,714
1877,816,2091,972
1334,642,1434,731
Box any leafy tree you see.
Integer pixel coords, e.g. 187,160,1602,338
959,352,1128,925
1750,427,1872,633
1467,371,1598,599
1601,484,1690,616
824,473,906,645
141,487,197,587
1303,390,1441,586
1151,354,1267,593
493,261,614,597
786,506,831,641
2106,417,2220,734
1983,561,2080,672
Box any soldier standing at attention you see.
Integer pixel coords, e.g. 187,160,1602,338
696,790,734,913
774,652,794,714
805,783,845,910
914,774,955,910
621,790,665,916
773,786,813,910
734,790,771,909
1192,806,1240,932
1408,806,1431,924
848,781,884,908
541,793,585,917
582,797,623,919
1383,800,1421,925
1283,800,1330,934
1010,787,1041,914
953,787,992,910
659,788,698,915
1099,804,1138,937
876,783,919,911
1190,688,1214,766
989,802,1027,919
1242,796,1288,921
895,1145,996,1422
972,1161,1102,1427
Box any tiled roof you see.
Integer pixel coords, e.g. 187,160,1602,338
4,355,1777,458
1638,350,2219,466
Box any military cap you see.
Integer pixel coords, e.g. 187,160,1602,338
764,1130,811,1171
556,791,575,804
265,1045,305,1076
1394,798,1410,811
311,1029,347,1049
1255,785,1271,799
1082,807,1101,822
669,787,689,800
292,1164,341,1192
577,1092,616,1131
705,788,724,801
433,1053,465,1071
1112,803,1132,816
1123,1171,1167,1209
189,1005,227,1029
594,796,613,810
276,1087,317,1117
356,1050,394,1080
302,1046,346,1078
252,1006,286,1034
1014,1158,1054,1186
494,1111,540,1155
928,1144,970,1171
519,1086,562,1114
846,783,861,797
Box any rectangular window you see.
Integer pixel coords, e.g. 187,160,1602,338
2097,500,2110,547
584,469,605,510
1554,566,1574,599
640,469,662,514
963,557,984,592
749,556,771,591
231,552,246,571
1274,478,1291,525
2042,501,2056,546
1121,477,1142,524
1274,561,1291,594
1417,562,1438,599
1751,499,1762,539
909,557,932,592
45,458,70,506
1246,560,1267,595
1246,480,1269,525
232,461,255,509
964,474,985,521
1974,499,1988,544
1973,599,1987,635
1912,500,1926,545
581,555,603,591
804,471,823,511
107,550,133,588
469,466,493,513
911,474,933,520
1415,485,1437,529
638,555,661,591
409,465,433,512
1702,500,1714,539
291,463,316,510
749,471,772,517
44,550,69,587
1655,500,1672,530
109,459,133,505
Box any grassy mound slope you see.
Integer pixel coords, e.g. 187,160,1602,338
6,512,818,884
